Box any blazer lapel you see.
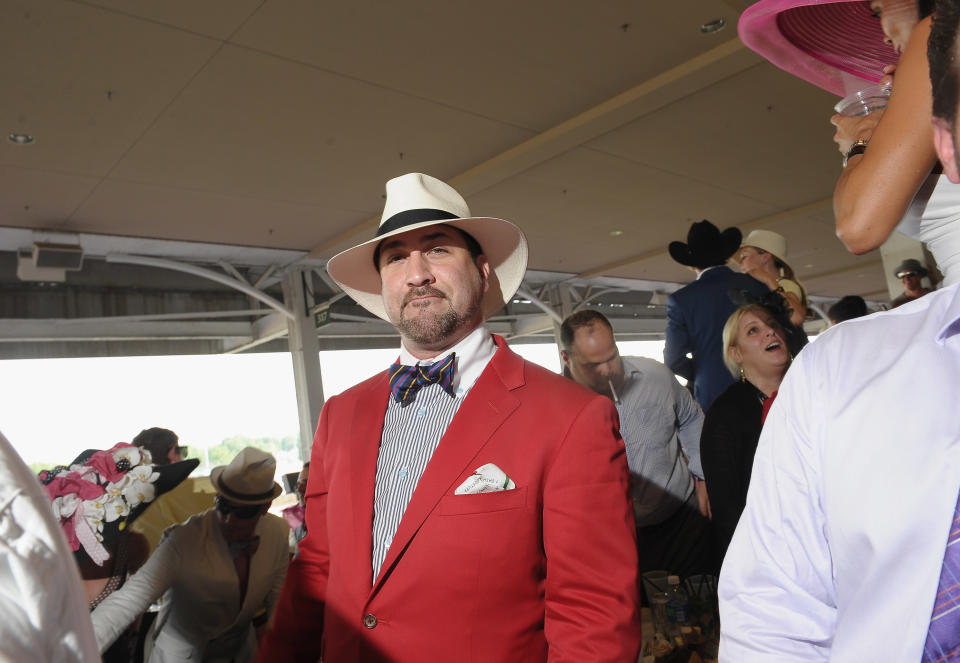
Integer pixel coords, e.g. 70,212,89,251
371,338,523,594
349,372,390,586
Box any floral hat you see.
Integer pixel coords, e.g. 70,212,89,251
38,442,198,566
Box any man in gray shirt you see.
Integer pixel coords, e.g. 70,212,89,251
561,309,716,579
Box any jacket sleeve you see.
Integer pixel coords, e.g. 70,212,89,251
718,352,836,661
664,294,694,380
255,404,331,662
543,394,641,662
91,528,180,652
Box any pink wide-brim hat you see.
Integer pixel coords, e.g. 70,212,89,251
738,0,899,97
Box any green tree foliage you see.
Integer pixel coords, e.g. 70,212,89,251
203,434,300,470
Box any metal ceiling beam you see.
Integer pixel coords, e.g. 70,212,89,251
106,253,294,319
0,320,253,342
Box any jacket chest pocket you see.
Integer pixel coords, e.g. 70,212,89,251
439,486,528,516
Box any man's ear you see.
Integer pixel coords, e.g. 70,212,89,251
476,255,491,293
933,116,960,184
560,349,570,367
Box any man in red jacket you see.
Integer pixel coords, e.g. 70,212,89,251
257,172,641,663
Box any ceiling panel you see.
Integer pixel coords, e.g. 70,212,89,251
588,61,842,209
469,146,778,275
232,0,740,130
83,0,263,40
108,44,533,218
0,165,99,230
1,0,220,175
72,179,363,249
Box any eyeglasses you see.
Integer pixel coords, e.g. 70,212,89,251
898,271,920,278
175,445,188,458
215,495,267,519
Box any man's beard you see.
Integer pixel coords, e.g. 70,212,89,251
396,285,481,347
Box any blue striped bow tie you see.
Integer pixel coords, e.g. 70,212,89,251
388,353,456,406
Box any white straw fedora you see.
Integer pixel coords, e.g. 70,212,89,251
210,447,282,506
326,173,529,322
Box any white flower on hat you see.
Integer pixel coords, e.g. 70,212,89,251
113,445,143,467
118,465,159,507
99,484,131,523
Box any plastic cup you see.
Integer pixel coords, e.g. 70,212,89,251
834,83,892,117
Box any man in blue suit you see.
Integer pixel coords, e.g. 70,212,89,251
664,221,768,412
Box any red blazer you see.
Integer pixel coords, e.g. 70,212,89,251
258,335,641,662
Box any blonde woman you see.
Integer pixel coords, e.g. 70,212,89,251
700,305,791,562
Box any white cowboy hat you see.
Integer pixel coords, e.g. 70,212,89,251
326,173,528,322
741,229,789,264
210,447,282,506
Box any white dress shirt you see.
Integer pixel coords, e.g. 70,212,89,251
373,325,497,576
0,431,100,663
719,283,960,661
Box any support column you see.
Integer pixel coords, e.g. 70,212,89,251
282,269,325,462
550,284,576,374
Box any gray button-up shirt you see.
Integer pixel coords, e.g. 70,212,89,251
615,356,704,527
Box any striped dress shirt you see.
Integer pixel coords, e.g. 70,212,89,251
370,326,496,579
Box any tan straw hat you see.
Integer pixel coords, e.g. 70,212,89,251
210,447,282,506
742,229,789,264
326,173,528,322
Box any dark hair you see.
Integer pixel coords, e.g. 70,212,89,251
920,0,936,19
828,295,869,323
372,225,483,271
559,309,613,352
931,0,960,127
132,427,179,466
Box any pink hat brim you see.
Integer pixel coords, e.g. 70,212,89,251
738,0,899,97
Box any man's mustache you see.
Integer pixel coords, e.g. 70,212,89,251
403,286,447,306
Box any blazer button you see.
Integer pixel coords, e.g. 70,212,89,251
363,613,378,629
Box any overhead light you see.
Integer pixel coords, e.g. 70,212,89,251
609,230,624,237
8,133,35,145
700,18,726,34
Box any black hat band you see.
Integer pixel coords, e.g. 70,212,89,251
376,208,458,237
217,479,276,503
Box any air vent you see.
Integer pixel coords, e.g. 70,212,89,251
32,242,84,270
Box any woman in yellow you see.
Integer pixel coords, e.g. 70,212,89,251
735,229,808,327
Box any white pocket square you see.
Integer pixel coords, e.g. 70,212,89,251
454,463,516,495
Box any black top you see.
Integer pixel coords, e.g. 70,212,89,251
700,380,767,562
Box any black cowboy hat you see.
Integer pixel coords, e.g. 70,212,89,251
669,220,742,269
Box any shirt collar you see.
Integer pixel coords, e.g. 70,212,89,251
398,325,496,395
696,265,724,280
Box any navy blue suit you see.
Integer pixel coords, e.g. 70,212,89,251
664,266,768,412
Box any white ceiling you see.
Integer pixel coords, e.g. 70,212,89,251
1,0,891,301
